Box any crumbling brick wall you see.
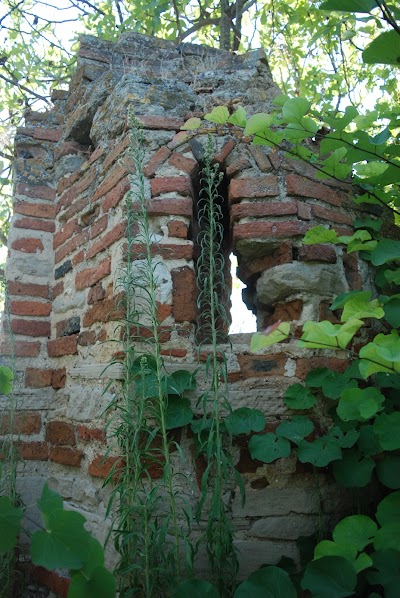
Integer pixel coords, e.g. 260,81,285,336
1,32,380,582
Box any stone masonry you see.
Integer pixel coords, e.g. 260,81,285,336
1,32,383,591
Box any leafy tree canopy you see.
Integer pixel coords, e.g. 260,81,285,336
0,0,398,255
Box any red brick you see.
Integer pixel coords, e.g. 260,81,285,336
14,202,56,219
102,177,130,212
168,220,188,239
343,251,362,290
10,300,51,317
25,368,52,388
269,299,303,325
237,244,293,281
298,245,337,264
286,174,344,207
7,281,49,298
16,183,56,201
88,144,105,164
30,567,69,598
168,152,197,176
77,425,105,443
58,168,96,211
83,298,121,327
0,412,41,435
72,250,85,266
10,319,50,337
229,176,279,203
78,330,97,346
233,221,310,241
86,222,125,259
87,283,105,304
297,201,312,220
90,214,108,239
296,357,347,380
33,127,62,142
237,354,286,378
14,217,55,232
54,219,81,249
103,135,129,170
49,446,83,466
0,340,40,357
172,267,197,322
53,281,64,299
226,158,251,178
312,205,353,226
146,197,192,217
11,238,44,253
52,368,66,389
138,115,184,130
47,335,78,357
231,200,297,221
55,231,89,264
130,242,193,261
129,325,171,344
18,441,49,461
150,176,192,197
61,196,88,222
160,348,187,358
88,454,123,478
57,171,80,195
92,163,129,203
157,303,172,323
54,140,88,159
214,139,235,164
144,146,172,177
248,146,273,172
46,421,75,446
320,301,340,324
75,256,111,291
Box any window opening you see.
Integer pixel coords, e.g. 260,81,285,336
229,253,257,334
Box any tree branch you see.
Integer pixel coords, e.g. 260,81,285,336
0,73,50,103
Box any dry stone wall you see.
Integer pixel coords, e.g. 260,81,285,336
1,32,381,586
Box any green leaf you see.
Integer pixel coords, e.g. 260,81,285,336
204,106,229,125
224,408,265,436
227,106,247,128
333,451,375,487
0,366,14,395
284,383,316,409
303,226,339,245
181,117,201,130
354,216,382,232
384,270,400,285
329,426,359,449
353,162,389,178
244,112,274,135
368,549,400,598
374,413,400,450
384,298,400,328
331,291,370,311
248,433,291,463
371,240,400,266
374,525,400,552
357,425,381,457
359,331,400,378
297,436,342,467
173,579,219,597
337,387,384,421
333,515,377,551
314,540,357,563
165,396,193,429
376,492,400,527
234,565,297,598
38,484,64,528
276,416,314,444
376,456,400,489
282,98,311,123
301,556,357,598
250,322,290,350
0,496,23,553
167,370,196,395
341,295,384,323
298,319,363,350
31,510,90,570
363,30,400,66
68,567,116,598
319,1,378,13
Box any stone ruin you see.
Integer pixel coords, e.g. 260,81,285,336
1,31,382,593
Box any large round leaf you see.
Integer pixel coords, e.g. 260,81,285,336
363,31,400,66
0,496,23,553
276,416,314,444
248,433,291,463
165,396,193,429
0,366,13,396
376,456,400,489
234,566,296,598
68,567,116,598
333,515,377,551
224,408,265,436
301,556,357,597
376,491,400,526
284,383,315,409
333,452,375,488
337,387,384,422
297,436,342,467
374,413,400,450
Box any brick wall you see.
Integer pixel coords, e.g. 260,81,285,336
1,32,382,581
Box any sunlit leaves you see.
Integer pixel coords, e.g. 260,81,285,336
303,226,339,245
371,240,400,266
359,330,400,377
298,319,363,350
227,106,247,127
204,106,229,125
244,113,274,135
0,365,13,395
181,117,201,130
319,0,378,12
250,322,290,350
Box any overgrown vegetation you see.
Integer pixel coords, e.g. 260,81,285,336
0,0,399,596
